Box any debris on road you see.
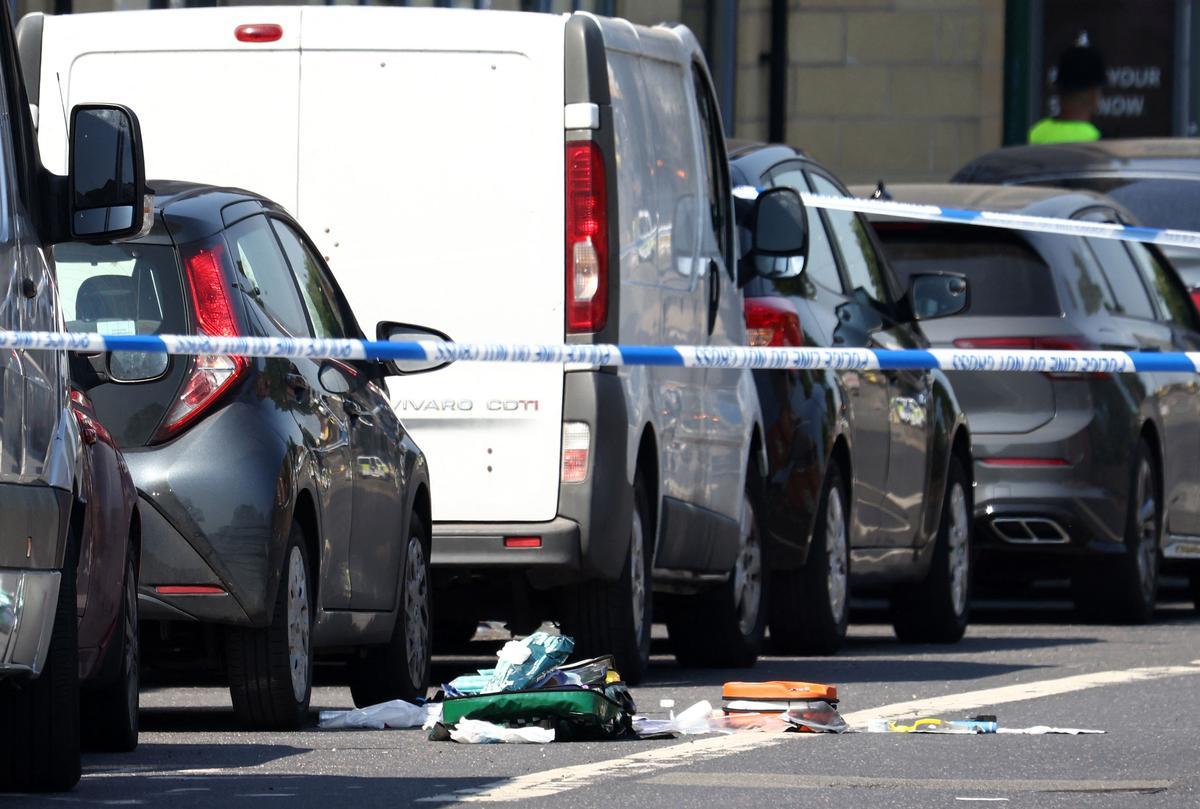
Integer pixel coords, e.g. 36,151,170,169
866,716,1105,735
447,719,555,744
996,726,1105,735
318,699,438,730
722,681,847,734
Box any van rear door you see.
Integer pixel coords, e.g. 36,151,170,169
34,9,302,212
297,8,567,523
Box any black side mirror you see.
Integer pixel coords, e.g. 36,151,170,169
377,322,454,375
107,351,169,382
908,274,969,320
751,187,808,258
69,104,146,242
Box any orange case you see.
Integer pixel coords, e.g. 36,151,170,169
721,681,838,702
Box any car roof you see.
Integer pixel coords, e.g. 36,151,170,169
143,180,290,244
855,182,1118,220
953,138,1200,184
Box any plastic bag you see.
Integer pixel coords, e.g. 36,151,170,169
782,701,848,734
482,632,574,693
449,718,555,744
318,699,433,730
633,700,732,738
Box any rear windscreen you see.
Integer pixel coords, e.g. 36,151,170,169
873,226,1061,317
1049,177,1200,232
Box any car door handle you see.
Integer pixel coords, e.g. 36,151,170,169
707,260,720,335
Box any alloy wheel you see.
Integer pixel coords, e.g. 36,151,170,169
1134,457,1160,605
630,502,647,642
124,560,139,730
947,482,970,617
404,535,431,688
734,493,764,637
825,487,848,621
285,547,310,703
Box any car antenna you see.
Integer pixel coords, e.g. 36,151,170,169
871,181,893,201
55,72,69,136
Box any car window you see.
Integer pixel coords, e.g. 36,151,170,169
692,64,733,276
1127,241,1200,330
272,220,349,340
874,225,1060,316
1085,237,1156,320
225,215,311,337
809,173,890,303
55,242,187,336
765,166,843,293
1049,176,1200,232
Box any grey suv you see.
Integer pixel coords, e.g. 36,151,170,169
864,183,1200,623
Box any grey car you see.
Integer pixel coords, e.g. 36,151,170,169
861,183,1200,623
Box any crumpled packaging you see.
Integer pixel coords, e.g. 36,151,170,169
482,632,574,693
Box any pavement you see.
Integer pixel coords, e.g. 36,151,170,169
10,592,1200,808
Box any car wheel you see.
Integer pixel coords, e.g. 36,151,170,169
0,523,81,792
564,472,653,685
351,513,433,708
1073,442,1160,624
226,524,312,730
82,543,140,753
891,455,971,644
770,460,849,655
668,479,767,669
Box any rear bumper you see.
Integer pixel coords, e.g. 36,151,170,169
431,370,632,586
0,569,61,678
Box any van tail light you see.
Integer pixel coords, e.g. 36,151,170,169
235,24,283,43
561,422,591,483
154,241,248,442
565,141,608,334
744,296,804,347
952,336,1107,380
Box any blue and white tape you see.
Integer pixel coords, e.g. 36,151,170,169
733,187,1200,251
9,331,1200,374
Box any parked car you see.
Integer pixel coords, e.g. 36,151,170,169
0,2,150,791
730,142,976,651
952,139,1200,306
20,7,772,679
69,386,141,754
862,182,1200,621
55,182,438,728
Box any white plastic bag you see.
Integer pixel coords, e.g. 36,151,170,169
448,719,555,744
633,700,731,738
318,699,432,730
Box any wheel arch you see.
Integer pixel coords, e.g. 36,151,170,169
635,424,659,549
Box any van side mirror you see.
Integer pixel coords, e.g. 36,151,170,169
908,274,969,320
377,322,454,375
69,104,146,242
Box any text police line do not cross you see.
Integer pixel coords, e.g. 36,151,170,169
6,331,1200,374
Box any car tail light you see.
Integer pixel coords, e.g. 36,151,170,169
952,336,1106,379
504,536,542,549
1190,288,1200,314
744,296,804,347
154,242,248,442
561,422,590,483
235,24,283,43
69,388,112,446
565,141,608,334
979,457,1070,467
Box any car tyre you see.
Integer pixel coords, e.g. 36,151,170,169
891,455,971,644
770,461,849,655
82,542,140,753
351,513,433,708
226,524,312,730
0,524,81,792
1073,441,1160,624
668,477,767,669
564,471,653,685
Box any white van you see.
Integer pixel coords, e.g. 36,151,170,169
20,6,768,680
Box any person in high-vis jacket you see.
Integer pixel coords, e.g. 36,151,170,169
1029,38,1107,145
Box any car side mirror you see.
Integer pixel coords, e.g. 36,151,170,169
69,104,146,242
107,351,169,382
908,274,969,320
751,187,808,258
377,322,454,375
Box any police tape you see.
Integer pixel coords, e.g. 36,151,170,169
732,187,1200,251
8,331,1200,374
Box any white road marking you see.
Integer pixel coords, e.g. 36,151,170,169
419,661,1200,804
641,772,1171,793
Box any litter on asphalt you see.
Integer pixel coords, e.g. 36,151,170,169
318,699,439,730
448,719,555,745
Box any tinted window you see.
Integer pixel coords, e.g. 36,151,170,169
1128,242,1200,329
874,226,1060,317
56,242,187,336
226,216,310,337
810,174,890,303
1086,238,1156,320
692,66,733,275
766,167,843,293
273,221,348,340
1052,177,1200,232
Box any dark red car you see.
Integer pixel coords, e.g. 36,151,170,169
70,387,140,752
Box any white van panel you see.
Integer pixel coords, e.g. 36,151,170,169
297,11,567,523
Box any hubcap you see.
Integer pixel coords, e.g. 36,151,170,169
630,503,647,642
404,535,431,687
947,482,970,617
286,547,310,703
734,493,764,636
825,487,848,621
1134,458,1159,604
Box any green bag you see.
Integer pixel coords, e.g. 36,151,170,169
441,685,634,741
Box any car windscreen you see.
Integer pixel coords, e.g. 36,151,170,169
873,224,1061,317
1047,176,1200,232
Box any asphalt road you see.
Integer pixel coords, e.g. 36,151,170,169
10,593,1200,808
